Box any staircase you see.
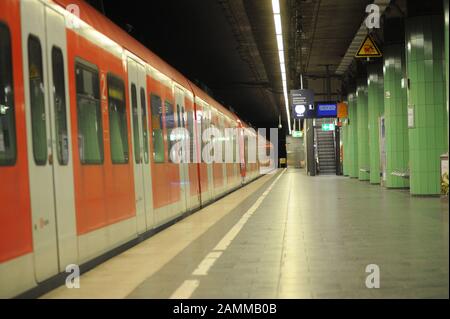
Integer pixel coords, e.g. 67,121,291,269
316,130,336,175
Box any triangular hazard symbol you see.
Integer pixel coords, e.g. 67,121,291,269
355,34,382,58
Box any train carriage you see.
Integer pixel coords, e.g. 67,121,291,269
0,0,273,298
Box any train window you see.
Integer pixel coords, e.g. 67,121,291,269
201,106,209,158
233,127,237,163
176,104,181,129
130,84,140,164
107,73,128,164
181,107,186,128
140,88,149,164
150,93,164,163
51,47,68,165
222,123,226,163
0,23,16,166
180,106,188,162
187,109,194,163
210,123,216,159
28,35,47,166
244,135,249,164
75,60,103,164
165,100,174,162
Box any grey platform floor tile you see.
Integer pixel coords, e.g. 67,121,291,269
121,169,448,299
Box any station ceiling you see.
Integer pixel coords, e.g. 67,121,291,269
90,0,375,131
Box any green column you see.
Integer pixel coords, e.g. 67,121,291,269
445,0,449,144
384,44,410,188
367,64,385,184
356,83,369,181
342,123,349,176
406,15,448,195
347,93,359,178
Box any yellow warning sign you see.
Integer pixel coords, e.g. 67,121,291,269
355,34,382,58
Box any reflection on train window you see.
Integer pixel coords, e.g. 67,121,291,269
52,47,68,165
131,84,140,164
75,60,103,164
107,73,128,164
150,93,164,163
0,23,16,166
28,35,47,166
165,100,174,163
140,88,149,164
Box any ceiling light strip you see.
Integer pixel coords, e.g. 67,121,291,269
272,0,291,134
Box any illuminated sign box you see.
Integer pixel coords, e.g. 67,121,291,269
316,102,338,118
322,123,335,131
291,89,315,119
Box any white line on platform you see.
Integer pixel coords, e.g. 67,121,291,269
192,252,223,276
170,169,286,299
170,280,200,299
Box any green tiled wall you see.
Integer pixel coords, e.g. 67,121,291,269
406,15,448,195
367,64,385,184
356,84,370,181
384,44,410,189
347,93,359,178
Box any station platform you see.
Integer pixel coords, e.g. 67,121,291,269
42,169,449,299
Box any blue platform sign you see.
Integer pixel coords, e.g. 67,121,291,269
290,89,315,119
316,102,337,118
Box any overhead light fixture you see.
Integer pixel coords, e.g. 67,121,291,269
278,51,285,64
272,0,291,134
274,14,282,35
272,0,280,14
276,35,284,51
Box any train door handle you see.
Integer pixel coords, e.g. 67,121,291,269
48,153,53,165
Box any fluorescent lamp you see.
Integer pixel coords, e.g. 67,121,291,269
277,35,284,51
272,0,280,14
274,14,282,35
278,51,285,64
272,0,291,134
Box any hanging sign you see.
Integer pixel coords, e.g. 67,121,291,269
316,102,338,118
337,102,348,118
291,89,315,119
322,123,335,131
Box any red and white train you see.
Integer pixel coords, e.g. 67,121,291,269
0,0,272,298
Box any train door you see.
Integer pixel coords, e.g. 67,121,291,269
127,57,153,233
21,0,78,281
175,87,188,213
